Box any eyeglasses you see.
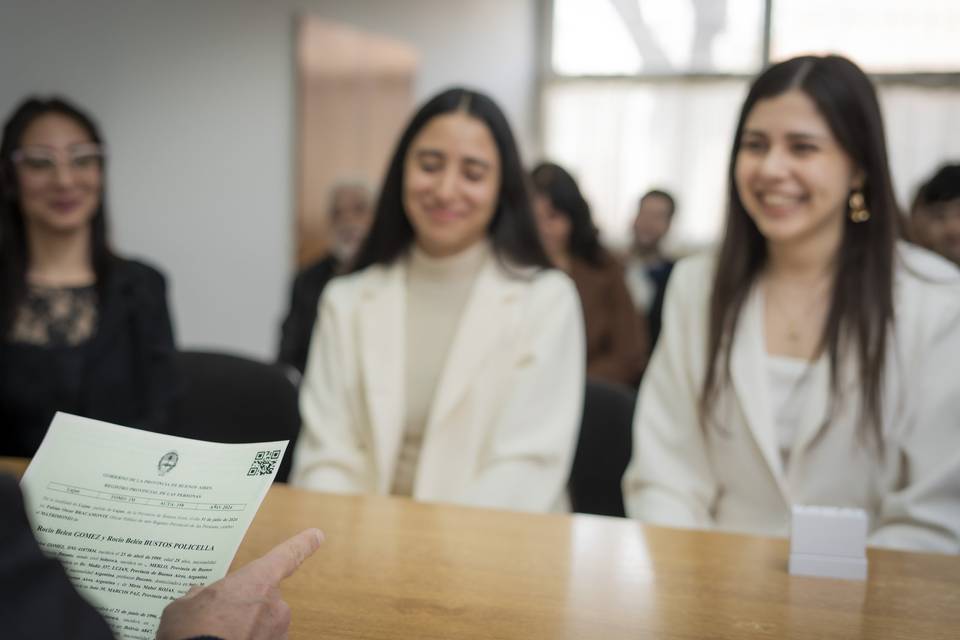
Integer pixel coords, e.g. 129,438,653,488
11,144,106,180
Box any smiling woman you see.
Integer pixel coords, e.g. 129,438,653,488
402,111,501,258
291,88,586,513
623,56,960,554
0,97,179,456
735,90,862,257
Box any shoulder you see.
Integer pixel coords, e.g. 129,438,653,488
531,266,579,299
895,242,960,331
895,242,960,304
579,252,627,280
501,267,583,347
296,256,339,284
491,262,580,314
896,241,960,283
109,257,168,292
102,258,173,325
574,256,637,308
320,261,397,309
672,251,715,277
664,252,715,301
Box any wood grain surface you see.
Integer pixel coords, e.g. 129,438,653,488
5,457,957,639
236,483,960,640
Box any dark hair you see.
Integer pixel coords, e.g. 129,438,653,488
530,161,605,266
640,189,677,217
351,87,550,272
702,55,899,450
0,96,114,334
913,163,960,212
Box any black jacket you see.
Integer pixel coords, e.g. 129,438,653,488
0,258,180,456
0,473,116,639
277,255,339,374
646,260,675,352
1,475,223,640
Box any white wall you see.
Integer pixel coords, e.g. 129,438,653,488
0,0,539,358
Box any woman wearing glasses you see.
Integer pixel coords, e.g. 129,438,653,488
0,97,178,456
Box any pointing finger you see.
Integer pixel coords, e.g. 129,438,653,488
236,528,324,585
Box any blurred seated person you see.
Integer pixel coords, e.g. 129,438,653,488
0,97,178,457
278,182,373,375
292,89,584,513
1,474,322,639
624,189,676,351
531,162,647,386
909,163,960,267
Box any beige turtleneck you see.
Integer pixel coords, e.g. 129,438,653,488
390,240,490,496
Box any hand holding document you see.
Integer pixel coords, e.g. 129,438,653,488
156,528,324,640
18,412,305,640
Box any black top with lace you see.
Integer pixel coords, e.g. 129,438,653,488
8,284,98,347
1,259,179,458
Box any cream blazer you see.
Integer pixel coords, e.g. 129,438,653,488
623,243,960,553
290,251,585,513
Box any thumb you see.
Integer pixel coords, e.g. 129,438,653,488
182,585,205,599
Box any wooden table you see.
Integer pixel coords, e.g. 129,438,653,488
0,455,28,477
5,458,958,639
239,484,960,640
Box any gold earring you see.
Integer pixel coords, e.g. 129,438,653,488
849,190,870,223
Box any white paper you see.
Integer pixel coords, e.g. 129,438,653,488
19,412,287,640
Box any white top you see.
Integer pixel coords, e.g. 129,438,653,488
765,353,813,468
290,247,586,513
624,256,656,312
623,242,960,553
392,241,489,496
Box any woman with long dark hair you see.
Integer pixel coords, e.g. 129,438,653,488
623,56,960,552
291,88,585,512
0,97,178,455
530,162,647,386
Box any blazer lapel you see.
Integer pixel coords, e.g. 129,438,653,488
789,351,838,461
82,264,131,371
729,284,789,495
426,260,519,432
357,263,406,486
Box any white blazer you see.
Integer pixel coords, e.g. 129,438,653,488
623,243,960,553
290,250,585,513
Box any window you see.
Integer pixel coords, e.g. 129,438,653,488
552,0,764,75
771,0,960,73
541,0,960,252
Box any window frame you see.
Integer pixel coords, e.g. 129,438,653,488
533,0,960,247
537,0,960,102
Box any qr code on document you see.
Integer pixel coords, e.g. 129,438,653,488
247,449,282,476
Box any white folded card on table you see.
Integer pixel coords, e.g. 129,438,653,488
19,412,288,640
789,504,868,581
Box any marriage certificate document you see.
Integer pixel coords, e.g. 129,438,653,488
19,412,288,640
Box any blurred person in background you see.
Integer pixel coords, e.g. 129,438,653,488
0,97,178,456
278,182,374,376
291,88,584,512
909,163,960,268
531,161,647,386
624,55,960,553
624,189,676,353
